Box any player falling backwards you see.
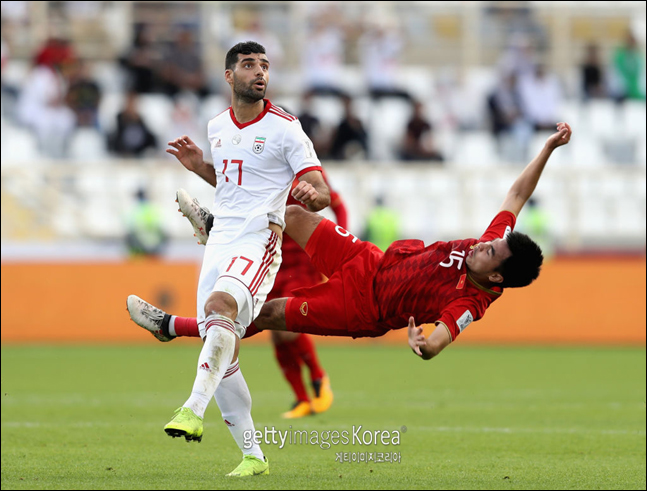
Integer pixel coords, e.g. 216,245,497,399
130,122,572,427
130,173,347,419
152,41,331,478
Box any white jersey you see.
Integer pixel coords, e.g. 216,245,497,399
206,100,322,244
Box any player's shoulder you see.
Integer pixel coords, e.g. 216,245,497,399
266,102,299,124
207,106,232,129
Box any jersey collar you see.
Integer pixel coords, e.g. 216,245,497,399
466,270,503,296
229,99,272,129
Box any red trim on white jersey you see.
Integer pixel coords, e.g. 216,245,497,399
268,106,297,122
295,166,323,180
229,99,273,129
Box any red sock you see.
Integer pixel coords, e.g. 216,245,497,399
172,316,200,337
274,341,309,403
292,334,325,382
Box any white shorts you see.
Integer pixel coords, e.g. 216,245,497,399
197,228,282,339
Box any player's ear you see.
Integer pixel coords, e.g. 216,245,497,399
488,272,504,284
225,68,234,85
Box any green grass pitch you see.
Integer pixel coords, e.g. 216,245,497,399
1,343,645,490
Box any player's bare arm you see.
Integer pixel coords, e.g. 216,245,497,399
292,170,331,212
499,122,572,217
166,135,218,188
407,317,452,361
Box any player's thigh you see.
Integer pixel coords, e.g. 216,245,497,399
197,230,280,331
284,205,324,250
284,277,352,337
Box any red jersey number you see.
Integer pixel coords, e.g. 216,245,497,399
222,159,243,185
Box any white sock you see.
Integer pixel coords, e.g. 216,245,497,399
168,316,176,337
215,361,264,460
183,314,236,419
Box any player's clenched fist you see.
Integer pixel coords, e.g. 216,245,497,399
291,181,319,206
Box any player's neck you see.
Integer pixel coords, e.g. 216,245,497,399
231,98,266,124
466,268,497,291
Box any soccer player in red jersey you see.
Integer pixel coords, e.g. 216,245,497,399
131,123,571,363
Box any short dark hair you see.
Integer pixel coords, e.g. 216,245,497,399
225,41,266,70
497,232,543,288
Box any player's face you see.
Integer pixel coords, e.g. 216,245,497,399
465,238,512,280
229,53,270,102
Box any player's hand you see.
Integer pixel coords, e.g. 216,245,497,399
166,135,204,172
545,122,572,150
291,181,319,206
407,317,426,357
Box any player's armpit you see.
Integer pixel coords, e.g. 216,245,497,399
420,323,452,360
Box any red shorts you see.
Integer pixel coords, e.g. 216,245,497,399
268,245,322,301
284,219,386,338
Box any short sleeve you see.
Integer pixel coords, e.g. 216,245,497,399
283,120,322,178
479,210,516,242
436,300,480,341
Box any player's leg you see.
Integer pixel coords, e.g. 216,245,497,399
283,204,325,251
176,188,212,245
271,330,312,418
126,295,201,341
290,333,333,414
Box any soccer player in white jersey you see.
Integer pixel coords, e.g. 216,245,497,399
163,41,330,477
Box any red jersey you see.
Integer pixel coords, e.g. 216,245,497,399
373,211,516,340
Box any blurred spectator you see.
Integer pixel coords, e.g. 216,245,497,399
516,197,554,260
107,92,158,158
1,33,19,118
327,95,368,160
518,64,563,131
165,92,204,150
487,72,533,161
580,43,606,101
65,59,101,128
119,24,163,94
399,100,444,162
160,27,210,100
362,195,400,252
125,187,168,258
34,35,77,68
301,7,350,99
497,34,538,80
611,31,646,102
15,36,77,158
297,92,330,157
358,15,413,104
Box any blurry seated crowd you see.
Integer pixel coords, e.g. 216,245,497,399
0,26,645,164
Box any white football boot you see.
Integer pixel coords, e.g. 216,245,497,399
176,188,211,245
126,295,173,342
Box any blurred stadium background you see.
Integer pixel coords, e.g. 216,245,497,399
1,1,645,345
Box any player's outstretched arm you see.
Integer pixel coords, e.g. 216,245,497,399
407,317,451,361
499,122,572,217
166,135,217,188
292,170,331,212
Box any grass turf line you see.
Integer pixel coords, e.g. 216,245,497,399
1,344,645,490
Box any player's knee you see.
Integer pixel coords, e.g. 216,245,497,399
285,205,306,228
204,291,238,321
256,299,287,331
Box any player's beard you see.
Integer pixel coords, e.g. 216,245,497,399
233,74,266,104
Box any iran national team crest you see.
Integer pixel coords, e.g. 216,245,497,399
253,136,266,154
